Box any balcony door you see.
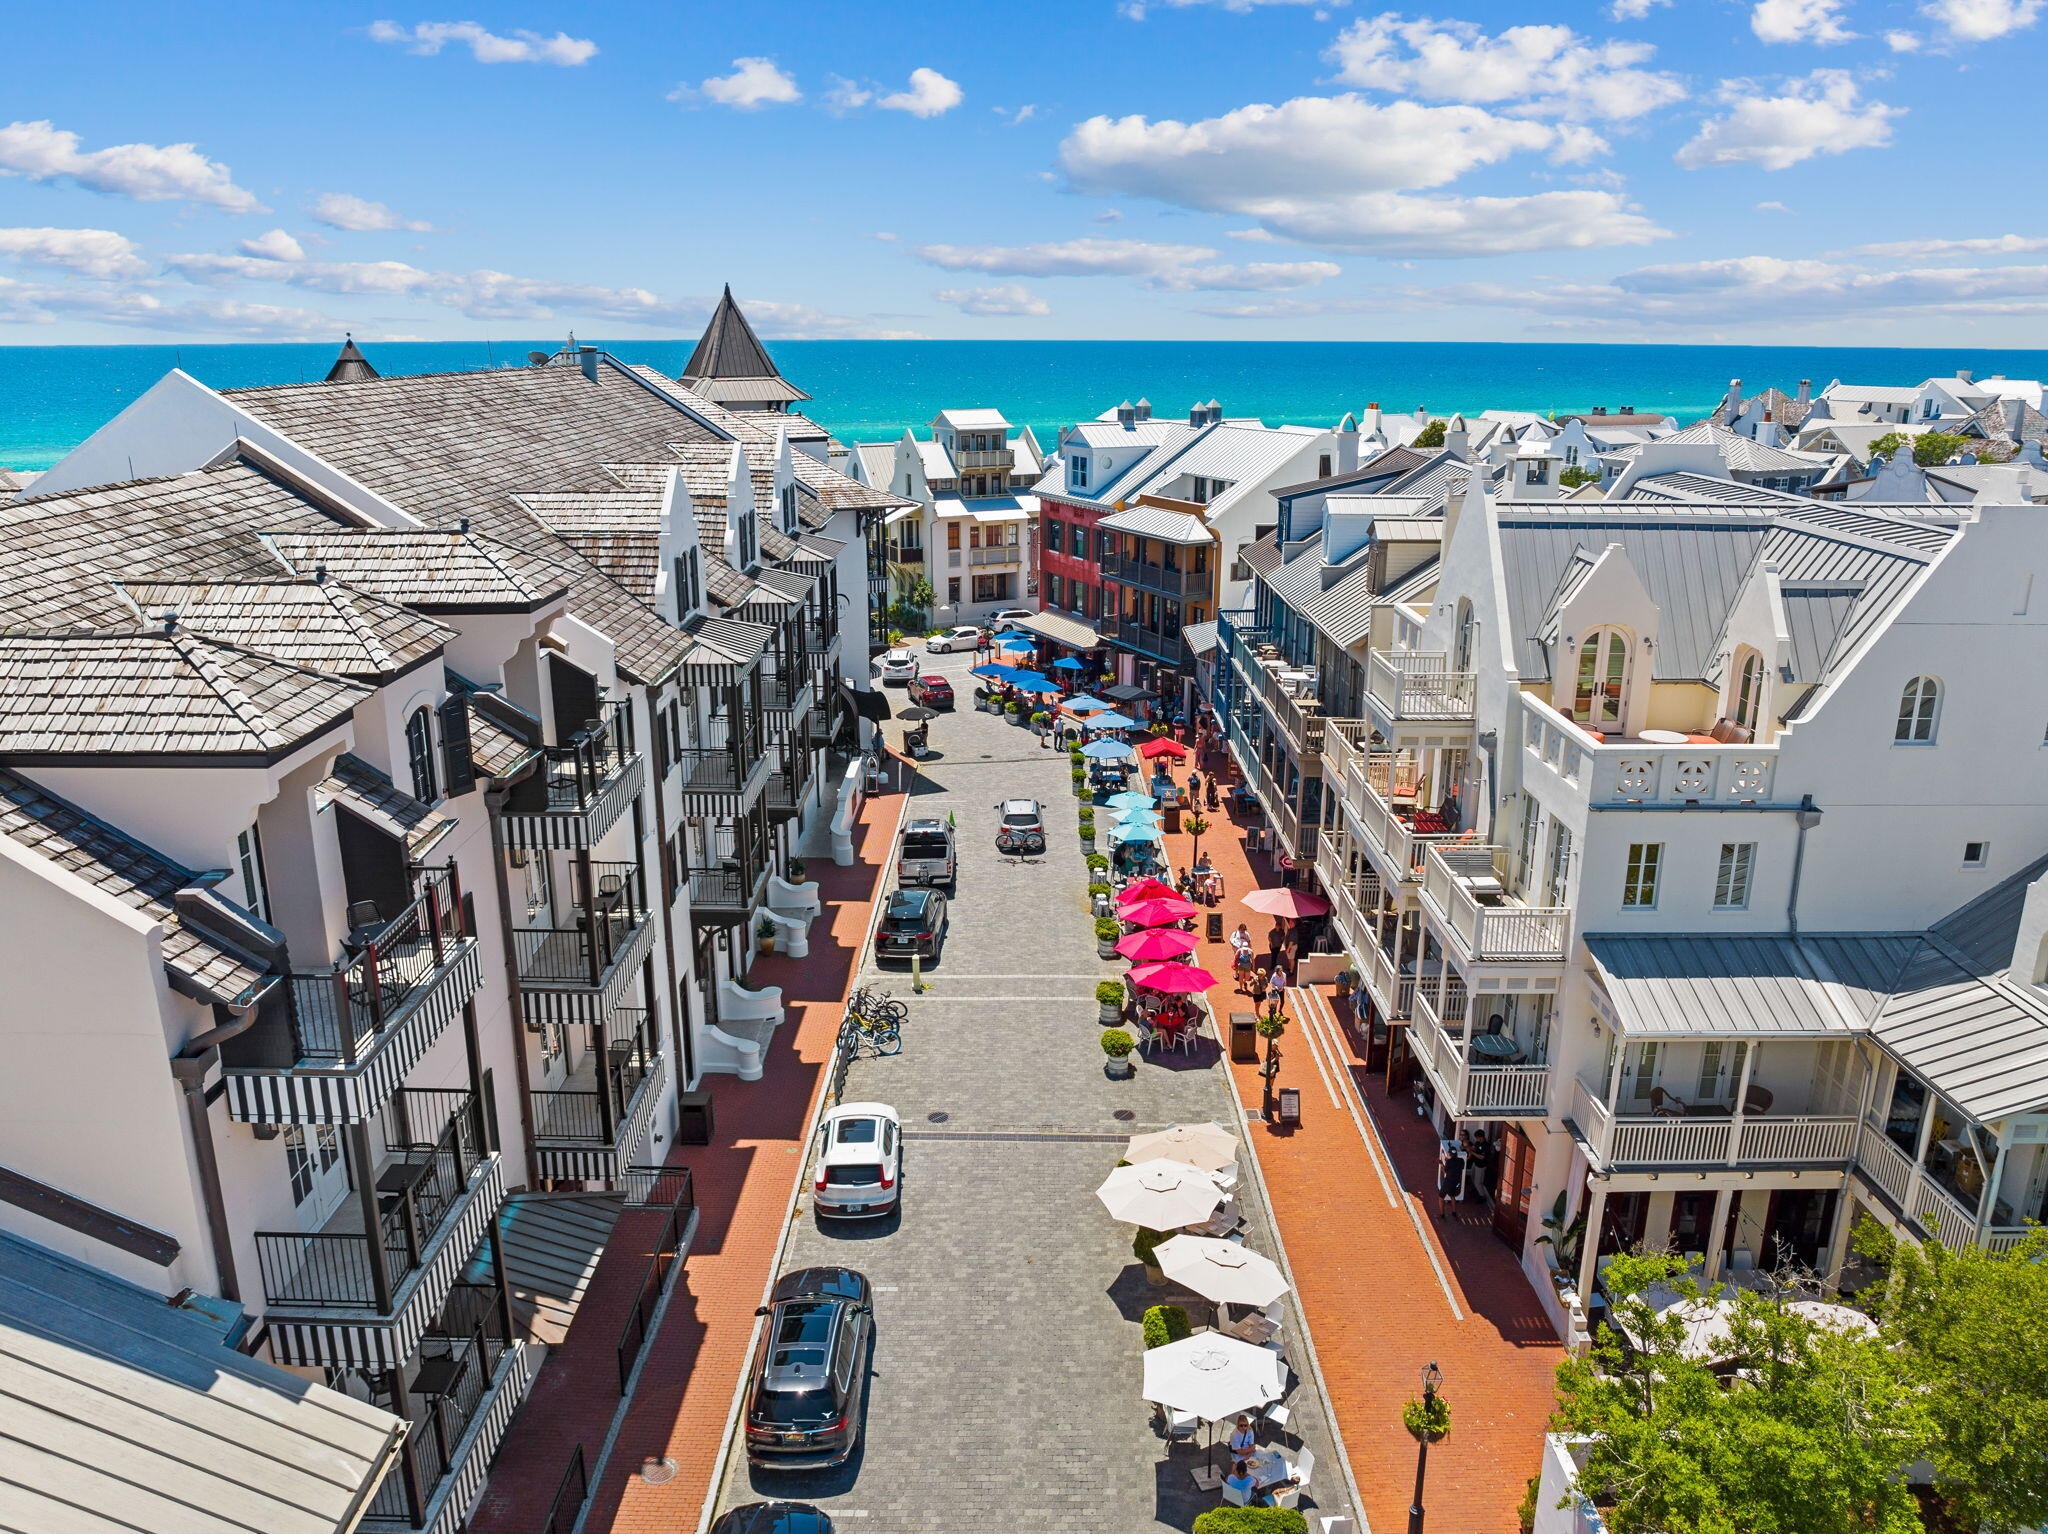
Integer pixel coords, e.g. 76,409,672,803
1618,1041,1661,1110
286,1125,351,1231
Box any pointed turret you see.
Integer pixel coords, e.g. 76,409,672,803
680,285,811,411
325,335,378,384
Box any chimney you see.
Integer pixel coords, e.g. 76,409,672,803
1118,400,1137,429
1958,369,1975,384
1207,399,1223,424
1593,405,1608,416
1444,414,1470,460
1796,379,1811,403
1336,412,1359,473
577,345,599,383
1721,378,1743,422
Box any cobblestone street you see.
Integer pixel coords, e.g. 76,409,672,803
713,646,1357,1531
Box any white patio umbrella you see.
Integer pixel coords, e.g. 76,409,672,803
1125,1122,1239,1173
1154,1235,1290,1309
1786,1300,1879,1339
1096,1159,1224,1229
1142,1333,1286,1422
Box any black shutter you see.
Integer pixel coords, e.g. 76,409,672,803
439,694,478,798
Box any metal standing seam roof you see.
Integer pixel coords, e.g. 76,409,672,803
0,1228,405,1534
1109,422,1322,515
0,765,268,1002
1099,505,1214,544
1618,472,1816,505
1256,532,1385,650
1182,619,1220,656
1583,933,1918,1038
1931,852,2048,976
1874,939,2048,1120
680,286,812,403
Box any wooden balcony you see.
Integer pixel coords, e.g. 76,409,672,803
1569,1075,1858,1172
1100,551,1210,600
1365,650,1474,729
1419,843,1570,964
224,866,481,1125
499,700,644,851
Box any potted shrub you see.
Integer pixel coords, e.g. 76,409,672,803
1132,1224,1170,1282
1032,710,1050,744
786,857,807,885
1142,1303,1191,1348
1094,915,1121,959
1079,808,1096,850
1334,962,1357,1000
1102,1027,1136,1079
1086,852,1109,877
1192,1510,1308,1534
1072,765,1087,796
755,915,776,954
1403,1392,1452,1444
1096,979,1126,1024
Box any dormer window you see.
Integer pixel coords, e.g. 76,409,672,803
1733,648,1765,734
779,483,798,535
673,549,703,622
1069,455,1089,490
1572,628,1631,731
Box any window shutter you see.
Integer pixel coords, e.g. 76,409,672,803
438,694,478,798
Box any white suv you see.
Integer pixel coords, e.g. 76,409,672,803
990,608,1036,627
876,648,918,684
925,625,984,653
813,1103,902,1218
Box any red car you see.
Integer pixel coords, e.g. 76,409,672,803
908,674,954,708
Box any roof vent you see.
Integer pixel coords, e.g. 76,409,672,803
312,562,329,584
577,345,600,383
456,517,471,535
157,610,178,634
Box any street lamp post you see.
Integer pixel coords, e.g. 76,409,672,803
1408,1360,1443,1534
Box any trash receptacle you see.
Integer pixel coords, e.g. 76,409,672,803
1229,1011,1260,1064
677,1089,715,1145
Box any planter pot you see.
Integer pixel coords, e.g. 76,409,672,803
1142,1259,1167,1285
1408,1426,1449,1445
1097,940,1119,959
1105,1055,1137,1080
1099,1002,1122,1025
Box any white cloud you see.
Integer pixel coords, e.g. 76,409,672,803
0,227,148,279
918,237,1220,276
365,20,596,65
1674,71,1899,171
1146,260,1341,290
1122,0,1335,16
0,275,343,337
1855,233,2048,257
1094,208,1125,223
1607,0,1670,17
877,68,964,117
237,228,305,261
309,192,432,232
1325,15,1685,121
685,57,801,110
1058,95,1666,255
998,103,1041,125
824,76,873,111
1192,295,1380,318
1922,0,2042,38
1755,199,1794,212
0,119,262,212
1750,0,1856,44
1885,27,1924,45
935,284,1051,316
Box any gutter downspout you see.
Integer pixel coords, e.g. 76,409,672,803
484,783,542,1184
643,682,696,1088
1786,794,1823,937
169,991,266,1304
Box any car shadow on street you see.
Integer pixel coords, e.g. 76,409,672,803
814,1205,903,1240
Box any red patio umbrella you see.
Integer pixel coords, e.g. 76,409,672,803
1122,896,1200,927
1130,960,1219,992
1241,886,1331,918
1116,876,1178,905
1116,927,1201,962
1137,737,1192,760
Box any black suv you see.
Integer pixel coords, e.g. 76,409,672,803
711,1504,833,1533
875,887,948,960
744,1267,874,1470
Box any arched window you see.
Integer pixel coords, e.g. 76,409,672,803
1733,649,1765,733
1573,628,1630,730
1452,598,1477,674
405,707,437,802
1895,675,1942,744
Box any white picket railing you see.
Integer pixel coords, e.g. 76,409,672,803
1855,1121,1916,1207
1420,843,1570,961
1367,650,1475,722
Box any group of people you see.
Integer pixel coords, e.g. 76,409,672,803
1435,1128,1496,1217
1175,853,1224,906
1221,1416,1299,1506
1228,920,1300,1003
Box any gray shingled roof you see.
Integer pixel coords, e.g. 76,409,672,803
116,578,453,681
318,753,453,857
0,766,267,1000
262,528,574,611
0,630,368,760
0,1228,404,1534
680,287,811,403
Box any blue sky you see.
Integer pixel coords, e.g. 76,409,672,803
1,0,2042,346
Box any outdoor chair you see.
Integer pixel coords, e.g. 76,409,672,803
1262,1402,1291,1433
1165,1409,1199,1440
1649,1087,1689,1116
1222,1483,1253,1507
1743,1084,1776,1115
345,899,383,932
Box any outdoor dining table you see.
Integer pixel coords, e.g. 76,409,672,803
1468,1032,1524,1064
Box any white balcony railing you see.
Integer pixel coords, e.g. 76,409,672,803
1855,1120,1916,1207
1420,843,1570,962
1410,988,1550,1117
1366,650,1474,723
1572,1077,1857,1169
1517,691,1780,807
1908,1177,1979,1250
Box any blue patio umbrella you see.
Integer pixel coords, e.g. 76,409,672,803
1082,739,1135,760
1108,822,1163,844
1083,712,1139,732
969,663,1017,680
1104,791,1156,809
1013,678,1063,696
1052,656,1086,671
1064,694,1112,712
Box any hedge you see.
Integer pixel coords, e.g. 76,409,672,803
1192,1510,1307,1534
1142,1304,1192,1349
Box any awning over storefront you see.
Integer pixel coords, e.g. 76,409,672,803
1019,610,1102,649
841,681,894,724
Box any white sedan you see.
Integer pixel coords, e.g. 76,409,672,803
924,625,984,653
876,648,918,684
813,1102,902,1219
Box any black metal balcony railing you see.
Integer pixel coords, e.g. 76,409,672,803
535,700,635,814
688,862,759,912
367,1277,511,1522
254,1090,489,1310
513,863,650,986
531,1011,658,1144
283,866,468,1065
761,667,809,712
802,614,834,654
885,543,925,564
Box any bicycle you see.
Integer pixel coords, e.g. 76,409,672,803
849,986,907,1024
846,1011,903,1056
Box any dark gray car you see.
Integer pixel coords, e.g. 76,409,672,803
744,1267,874,1470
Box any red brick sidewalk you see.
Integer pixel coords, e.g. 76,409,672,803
468,773,906,1534
1159,743,1562,1534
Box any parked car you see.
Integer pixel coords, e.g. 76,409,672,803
906,673,954,709
875,887,948,960
990,608,1035,627
813,1102,902,1219
711,1505,833,1534
876,648,918,684
744,1267,873,1470
924,625,984,653
896,817,956,888
994,797,1046,855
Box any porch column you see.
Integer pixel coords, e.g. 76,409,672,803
389,1366,426,1524
1906,1089,1940,1218
1978,1131,2013,1240
458,997,488,1151
1821,1188,1855,1291
575,848,600,984
593,1008,618,1146
489,1212,518,1346
1728,1042,1757,1167
347,1121,395,1312
1575,1184,1608,1313
1703,1185,1735,1283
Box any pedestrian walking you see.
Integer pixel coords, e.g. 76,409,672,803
1249,966,1269,1010
1436,1137,1468,1219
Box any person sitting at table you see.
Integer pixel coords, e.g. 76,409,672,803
1227,1416,1259,1457
1224,1460,1262,1504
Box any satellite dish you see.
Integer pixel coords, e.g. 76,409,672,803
527,351,550,366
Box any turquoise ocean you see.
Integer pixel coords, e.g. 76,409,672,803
9,338,2048,474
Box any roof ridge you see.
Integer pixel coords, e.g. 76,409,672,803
167,631,292,748
318,581,400,672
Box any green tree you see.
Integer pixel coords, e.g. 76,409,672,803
1559,464,1603,489
1864,430,1909,463
1853,1220,2048,1534
1910,430,1971,466
1551,1253,1934,1534
1414,417,1448,447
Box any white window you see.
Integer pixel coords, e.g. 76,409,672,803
1573,628,1631,731
1732,650,1765,734
1964,840,1989,868
235,824,270,923
1543,819,1574,906
1622,843,1663,908
1714,842,1755,909
1895,675,1941,743
1069,456,1089,489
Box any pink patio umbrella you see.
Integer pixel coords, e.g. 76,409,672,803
1122,896,1201,928
1241,886,1331,919
1130,960,1220,993
1116,876,1179,905
1116,927,1202,962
